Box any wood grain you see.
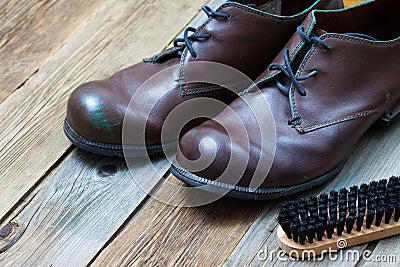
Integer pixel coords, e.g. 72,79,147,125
92,175,266,267
0,0,208,224
362,238,400,267
0,0,109,103
0,150,169,266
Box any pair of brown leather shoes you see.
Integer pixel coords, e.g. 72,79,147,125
65,0,400,199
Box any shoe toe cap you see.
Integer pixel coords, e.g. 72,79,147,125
66,81,125,144
176,120,261,187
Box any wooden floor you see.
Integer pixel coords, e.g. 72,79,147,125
0,0,398,266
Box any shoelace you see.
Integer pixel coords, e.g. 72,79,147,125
147,4,258,62
268,26,331,97
269,26,378,126
269,26,379,98
174,6,231,58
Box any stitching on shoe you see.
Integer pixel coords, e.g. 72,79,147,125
323,34,400,46
182,85,223,95
171,161,287,194
171,158,346,196
297,108,384,132
289,34,398,133
217,3,305,22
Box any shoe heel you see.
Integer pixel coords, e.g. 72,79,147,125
378,102,400,126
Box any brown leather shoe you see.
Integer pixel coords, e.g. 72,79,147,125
65,0,343,156
172,0,400,200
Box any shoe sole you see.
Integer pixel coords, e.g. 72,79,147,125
63,120,168,157
378,102,400,126
170,160,347,200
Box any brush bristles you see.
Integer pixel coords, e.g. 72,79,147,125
277,176,400,244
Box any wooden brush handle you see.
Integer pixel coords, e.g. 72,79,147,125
277,220,400,258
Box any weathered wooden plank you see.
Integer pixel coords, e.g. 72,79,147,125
0,150,169,266
225,124,400,267
92,175,266,267
362,238,400,267
0,0,109,103
0,0,209,223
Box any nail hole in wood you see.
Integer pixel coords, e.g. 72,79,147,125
97,164,118,177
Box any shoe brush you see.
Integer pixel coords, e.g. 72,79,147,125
277,176,400,257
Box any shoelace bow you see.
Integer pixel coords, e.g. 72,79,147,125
268,26,331,98
173,6,230,59
146,4,257,63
